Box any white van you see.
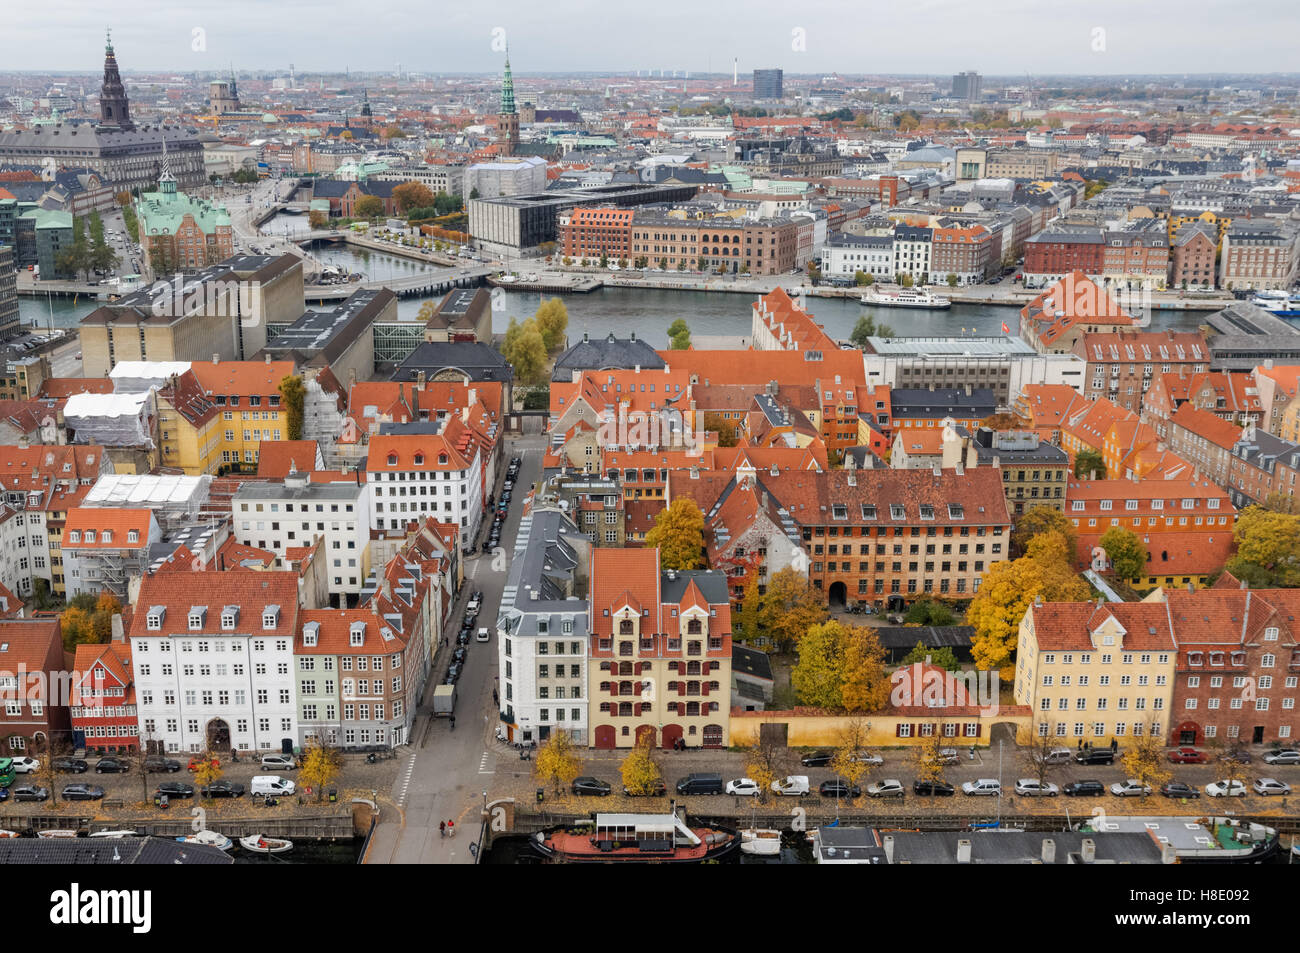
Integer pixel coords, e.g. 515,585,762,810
476,627,490,643
250,775,296,797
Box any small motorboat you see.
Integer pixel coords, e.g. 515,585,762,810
239,834,293,855
0,830,19,839
37,829,79,839
88,830,139,839
740,828,783,856
178,830,233,851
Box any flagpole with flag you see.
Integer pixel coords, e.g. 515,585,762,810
1001,321,1010,335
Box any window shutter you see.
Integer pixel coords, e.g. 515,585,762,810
895,723,903,737
678,681,686,697
976,724,983,737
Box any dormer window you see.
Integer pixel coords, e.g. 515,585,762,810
438,454,448,466
68,531,80,544
919,504,935,520
948,503,964,519
861,504,877,520
350,621,366,647
221,607,238,631
188,607,206,630
831,504,847,520
263,606,280,630
387,453,398,467
890,504,906,520
146,606,165,631
127,529,139,544
85,530,95,543
102,530,112,543
1188,652,1203,666
414,453,424,466
303,622,318,647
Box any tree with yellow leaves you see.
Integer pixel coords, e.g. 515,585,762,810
742,733,785,804
645,497,706,570
911,733,948,791
535,730,583,795
968,535,1088,682
619,736,663,797
192,750,223,797
759,567,827,652
830,718,872,797
792,620,891,712
1120,732,1170,800
300,740,342,801
841,626,891,713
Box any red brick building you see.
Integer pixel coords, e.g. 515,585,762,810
0,618,70,756
1073,330,1210,412
930,225,993,285
1161,580,1300,748
70,628,137,754
1169,223,1218,289
557,207,634,261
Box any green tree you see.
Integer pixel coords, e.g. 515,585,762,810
901,640,961,672
667,318,691,350
946,273,959,287
702,412,737,447
644,498,706,570
1099,525,1148,580
278,374,306,441
501,317,548,385
904,599,955,626
736,577,765,644
1074,448,1105,478
791,620,848,709
849,314,896,348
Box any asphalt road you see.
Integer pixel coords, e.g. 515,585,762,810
366,434,544,864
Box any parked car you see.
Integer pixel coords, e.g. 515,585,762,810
260,754,297,771
188,756,219,772
200,780,245,798
866,779,906,799
1032,747,1073,765
724,778,761,797
923,747,960,766
849,751,884,765
571,777,611,797
476,627,490,643
446,662,462,682
771,775,810,797
1253,778,1291,796
53,757,88,774
11,785,48,802
156,781,196,799
912,779,955,796
1205,779,1247,798
10,757,39,774
1074,748,1115,765
1110,779,1153,797
61,784,105,801
1014,779,1060,797
819,780,862,799
622,779,667,797
1168,747,1207,764
1219,748,1252,765
1062,780,1105,797
1160,781,1201,799
1263,749,1300,765
962,778,1002,797
800,750,833,767
676,773,724,795
144,756,182,773
94,757,131,774
452,647,467,665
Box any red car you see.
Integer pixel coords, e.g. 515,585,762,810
1168,747,1207,764
187,756,219,772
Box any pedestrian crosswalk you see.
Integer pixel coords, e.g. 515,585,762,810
395,755,416,806
478,750,493,775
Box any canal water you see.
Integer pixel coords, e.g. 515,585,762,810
20,241,1210,348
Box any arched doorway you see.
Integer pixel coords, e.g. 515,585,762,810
661,723,683,750
1175,721,1200,747
206,718,231,752
702,724,723,748
635,725,656,748
594,725,616,750
828,581,847,608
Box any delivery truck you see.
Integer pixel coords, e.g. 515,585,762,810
433,683,456,717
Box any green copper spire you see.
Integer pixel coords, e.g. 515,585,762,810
500,49,516,116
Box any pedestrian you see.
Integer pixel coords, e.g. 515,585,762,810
447,819,455,838
1077,738,1082,750
1110,738,1117,753
439,821,446,838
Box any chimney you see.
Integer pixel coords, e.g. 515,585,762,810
1080,838,1096,863
212,353,220,364
956,838,972,864
955,460,964,476
883,835,895,863
381,578,392,602
264,353,271,364
630,331,636,342
933,464,942,477
17,435,27,450
846,469,856,486
1041,838,1056,864
583,330,589,343
1034,593,1044,606
110,613,125,643
417,370,427,390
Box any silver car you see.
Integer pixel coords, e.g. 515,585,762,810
1014,778,1060,797
1253,777,1291,796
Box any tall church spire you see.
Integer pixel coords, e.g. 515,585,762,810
99,27,134,132
158,134,177,198
496,48,519,157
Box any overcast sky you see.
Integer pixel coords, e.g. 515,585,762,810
8,0,1297,77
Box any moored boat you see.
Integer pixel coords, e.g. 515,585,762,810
88,830,139,839
0,830,19,838
36,829,79,839
178,830,233,851
239,834,293,855
739,828,782,856
532,812,738,863
861,286,952,310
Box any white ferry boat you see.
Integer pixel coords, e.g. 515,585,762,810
1250,289,1300,317
861,286,952,310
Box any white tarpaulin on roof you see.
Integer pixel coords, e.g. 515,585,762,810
64,390,156,448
